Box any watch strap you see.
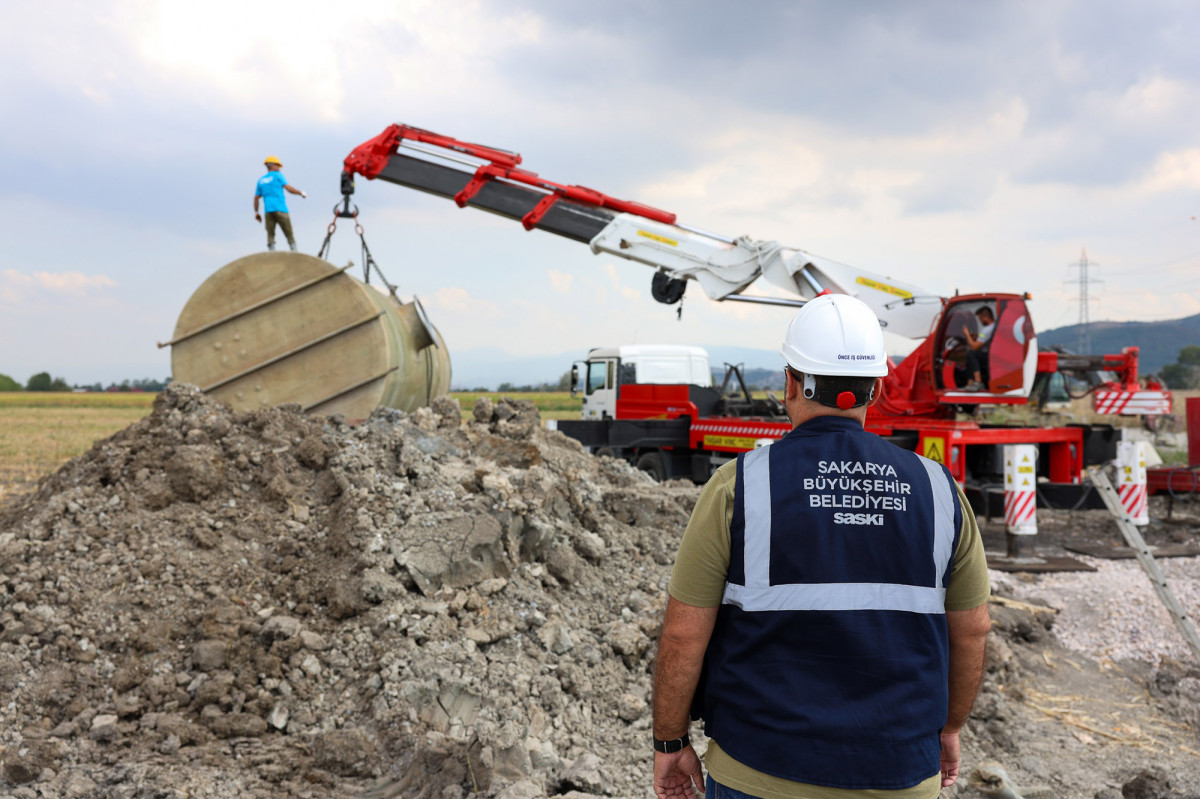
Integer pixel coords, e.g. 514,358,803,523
653,734,690,753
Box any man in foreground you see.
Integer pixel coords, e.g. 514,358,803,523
254,155,306,252
652,294,991,798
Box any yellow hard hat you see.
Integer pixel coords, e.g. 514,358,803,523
264,155,282,166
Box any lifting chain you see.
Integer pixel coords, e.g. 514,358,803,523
316,184,401,303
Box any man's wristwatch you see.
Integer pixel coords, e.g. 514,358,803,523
653,734,690,753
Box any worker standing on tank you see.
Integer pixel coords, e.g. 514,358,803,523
254,156,306,252
651,294,991,799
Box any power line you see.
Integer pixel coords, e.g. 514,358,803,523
1065,249,1101,354
1103,250,1200,277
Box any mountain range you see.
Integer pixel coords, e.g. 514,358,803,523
1035,313,1200,376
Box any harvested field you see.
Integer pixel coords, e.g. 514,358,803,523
0,384,1197,798
0,393,156,508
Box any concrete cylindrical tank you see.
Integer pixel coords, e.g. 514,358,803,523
165,252,451,421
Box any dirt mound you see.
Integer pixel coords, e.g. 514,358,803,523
1,384,1198,798
0,384,697,798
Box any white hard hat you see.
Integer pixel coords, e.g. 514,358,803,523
780,294,888,377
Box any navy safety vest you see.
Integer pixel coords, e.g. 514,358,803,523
698,416,962,790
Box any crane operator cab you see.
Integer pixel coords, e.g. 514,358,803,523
932,293,1037,401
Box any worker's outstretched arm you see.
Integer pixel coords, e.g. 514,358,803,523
941,602,991,787
652,596,717,799
284,184,307,197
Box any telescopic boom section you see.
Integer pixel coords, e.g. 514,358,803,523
342,123,941,340
343,123,676,230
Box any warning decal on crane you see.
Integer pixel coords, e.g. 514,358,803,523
856,276,913,299
922,436,946,464
638,230,678,247
704,434,760,450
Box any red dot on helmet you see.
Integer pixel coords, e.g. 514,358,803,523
836,391,856,410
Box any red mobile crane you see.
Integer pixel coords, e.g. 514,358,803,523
341,124,1171,505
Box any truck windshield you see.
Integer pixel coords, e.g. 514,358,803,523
587,361,612,395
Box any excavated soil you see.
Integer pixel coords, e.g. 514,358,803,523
0,384,1197,798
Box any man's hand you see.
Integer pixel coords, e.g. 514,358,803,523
300,191,307,198
254,212,262,223
654,747,705,798
939,729,961,787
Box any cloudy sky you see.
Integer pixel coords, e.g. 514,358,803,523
2,0,1198,387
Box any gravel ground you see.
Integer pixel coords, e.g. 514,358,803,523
994,556,1200,666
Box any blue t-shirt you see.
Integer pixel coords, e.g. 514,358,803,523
256,171,289,213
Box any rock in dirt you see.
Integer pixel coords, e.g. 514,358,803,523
1121,767,1174,799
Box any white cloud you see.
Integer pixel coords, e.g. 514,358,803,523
547,269,573,293
601,264,624,291
35,271,118,293
427,286,502,319
0,269,117,304
125,0,547,124
1115,74,1192,120
1140,149,1200,193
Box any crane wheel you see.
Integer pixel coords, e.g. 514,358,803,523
635,452,667,482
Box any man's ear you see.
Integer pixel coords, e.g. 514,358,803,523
783,369,799,402
866,377,884,407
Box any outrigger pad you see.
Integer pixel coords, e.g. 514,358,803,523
1063,542,1200,560
986,554,1097,573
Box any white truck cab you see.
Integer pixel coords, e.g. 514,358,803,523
574,345,711,420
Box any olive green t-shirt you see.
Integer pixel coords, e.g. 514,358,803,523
669,458,990,799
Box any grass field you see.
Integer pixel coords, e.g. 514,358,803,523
0,390,581,506
451,391,581,421
0,392,158,503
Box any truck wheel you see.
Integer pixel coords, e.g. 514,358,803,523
595,447,618,459
635,452,667,482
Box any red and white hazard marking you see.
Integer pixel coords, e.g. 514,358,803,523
1118,481,1148,524
1003,444,1038,536
1094,390,1172,416
1115,440,1150,526
1004,488,1037,531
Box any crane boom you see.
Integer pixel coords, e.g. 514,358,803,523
338,122,1171,458
343,123,941,339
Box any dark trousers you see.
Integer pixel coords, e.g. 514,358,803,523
965,348,989,384
264,211,295,247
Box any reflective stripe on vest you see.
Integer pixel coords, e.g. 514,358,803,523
722,445,956,614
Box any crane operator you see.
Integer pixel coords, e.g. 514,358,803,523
651,294,991,799
962,305,996,391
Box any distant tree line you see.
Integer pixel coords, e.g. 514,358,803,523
1161,346,1200,389
494,371,574,393
0,374,172,392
